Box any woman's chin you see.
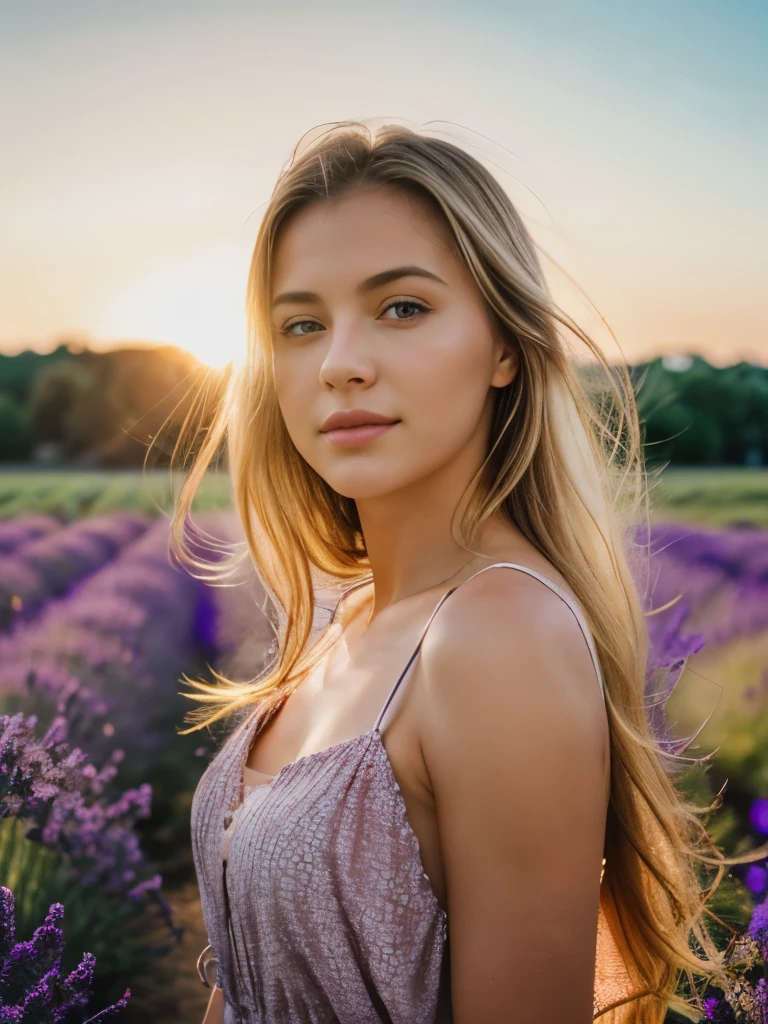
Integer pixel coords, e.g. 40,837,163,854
322,469,405,502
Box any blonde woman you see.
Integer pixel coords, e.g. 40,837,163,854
173,121,763,1023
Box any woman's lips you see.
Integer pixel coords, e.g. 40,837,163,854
321,422,399,447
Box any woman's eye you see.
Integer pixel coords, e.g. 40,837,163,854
280,300,430,336
380,300,430,322
282,320,321,337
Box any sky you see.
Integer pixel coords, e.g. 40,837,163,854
1,0,766,369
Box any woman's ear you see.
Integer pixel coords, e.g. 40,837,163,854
491,334,519,389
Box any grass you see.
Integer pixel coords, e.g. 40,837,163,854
1,465,767,526
0,467,234,520
648,467,768,527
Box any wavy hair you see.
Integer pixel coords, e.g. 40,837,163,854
163,120,768,1021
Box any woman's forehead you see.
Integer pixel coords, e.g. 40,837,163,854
270,190,459,295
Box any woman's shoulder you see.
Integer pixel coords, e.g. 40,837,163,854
418,558,604,724
416,556,609,804
433,557,582,647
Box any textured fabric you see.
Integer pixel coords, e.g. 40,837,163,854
191,562,621,1023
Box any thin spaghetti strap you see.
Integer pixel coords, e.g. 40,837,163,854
449,562,606,700
373,586,458,732
373,561,604,733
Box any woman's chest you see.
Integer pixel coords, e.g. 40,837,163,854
225,720,447,921
240,625,448,912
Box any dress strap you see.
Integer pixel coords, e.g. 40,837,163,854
373,561,604,733
373,585,459,732
456,563,605,699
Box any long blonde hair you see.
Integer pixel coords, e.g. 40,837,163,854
164,120,768,1020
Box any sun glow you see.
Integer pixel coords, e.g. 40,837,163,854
95,243,250,368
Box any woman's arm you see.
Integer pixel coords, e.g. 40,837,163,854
202,985,225,1024
420,569,609,1024
197,944,224,1024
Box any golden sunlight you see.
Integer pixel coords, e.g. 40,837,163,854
95,243,250,368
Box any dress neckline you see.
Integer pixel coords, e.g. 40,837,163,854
243,721,377,792
228,716,449,919
243,764,275,784
235,560,604,802
234,573,459,812
238,580,374,793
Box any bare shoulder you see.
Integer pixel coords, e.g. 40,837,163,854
417,564,610,1019
420,563,606,735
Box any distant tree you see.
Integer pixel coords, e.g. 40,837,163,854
0,393,32,461
634,356,768,467
642,402,724,465
27,360,96,456
26,345,210,467
0,344,73,403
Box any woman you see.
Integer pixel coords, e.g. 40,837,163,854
171,120,755,1023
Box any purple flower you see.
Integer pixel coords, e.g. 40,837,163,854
646,522,768,647
702,994,738,1022
0,888,14,955
750,799,768,836
0,515,61,555
745,864,768,896
0,886,131,1021
0,514,150,633
0,712,178,934
748,896,768,959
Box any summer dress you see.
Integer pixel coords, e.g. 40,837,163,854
190,563,607,1023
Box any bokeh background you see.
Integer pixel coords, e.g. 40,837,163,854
1,1,767,1020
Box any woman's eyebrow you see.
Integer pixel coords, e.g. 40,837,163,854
271,265,447,309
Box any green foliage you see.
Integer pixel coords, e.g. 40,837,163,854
1,344,212,470
0,344,73,403
0,817,175,1002
650,469,768,527
1,346,767,469
0,469,233,520
634,356,768,468
0,393,33,460
3,466,766,526
710,703,768,798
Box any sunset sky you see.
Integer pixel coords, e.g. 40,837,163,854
2,0,766,369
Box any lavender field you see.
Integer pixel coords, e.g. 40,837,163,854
1,472,767,1021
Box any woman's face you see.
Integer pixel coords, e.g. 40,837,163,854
270,184,517,500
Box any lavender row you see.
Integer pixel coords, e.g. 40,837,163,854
0,514,150,632
0,514,213,1006
0,515,62,555
0,517,204,776
647,522,768,647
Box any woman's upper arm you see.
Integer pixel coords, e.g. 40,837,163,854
420,570,609,1024
202,985,224,1024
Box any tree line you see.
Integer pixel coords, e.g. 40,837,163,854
0,344,765,468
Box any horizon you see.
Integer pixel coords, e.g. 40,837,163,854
2,0,765,370
4,338,761,373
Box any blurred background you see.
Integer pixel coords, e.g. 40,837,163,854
1,0,766,1020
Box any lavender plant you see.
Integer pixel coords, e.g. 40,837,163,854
638,528,768,1021
649,523,768,647
685,892,768,1022
0,709,181,986
0,514,149,631
0,516,61,555
0,518,205,777
0,886,131,1023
